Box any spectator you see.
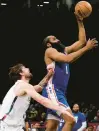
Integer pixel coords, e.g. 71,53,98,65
25,100,98,131
41,112,46,122
72,104,87,131
86,125,94,131
96,125,99,131
58,103,87,131
91,110,99,123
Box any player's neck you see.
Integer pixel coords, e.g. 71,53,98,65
21,77,30,83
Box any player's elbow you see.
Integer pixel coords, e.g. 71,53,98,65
79,39,86,46
34,85,42,92
37,87,42,92
35,88,42,93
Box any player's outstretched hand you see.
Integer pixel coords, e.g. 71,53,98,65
86,38,98,50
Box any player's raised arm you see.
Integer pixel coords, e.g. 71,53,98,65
65,13,86,54
46,38,98,63
65,1,92,54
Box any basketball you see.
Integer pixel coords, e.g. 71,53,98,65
75,1,92,18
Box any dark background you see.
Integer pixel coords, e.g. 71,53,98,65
0,0,99,106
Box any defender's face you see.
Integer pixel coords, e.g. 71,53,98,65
21,66,32,79
73,104,79,112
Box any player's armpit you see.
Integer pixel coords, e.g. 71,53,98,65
14,82,27,96
33,85,43,92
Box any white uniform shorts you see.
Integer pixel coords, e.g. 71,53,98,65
0,121,25,131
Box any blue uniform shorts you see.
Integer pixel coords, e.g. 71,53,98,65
42,86,70,120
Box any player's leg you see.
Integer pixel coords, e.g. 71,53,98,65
42,85,75,131
61,108,75,131
57,119,65,131
42,87,60,131
45,107,75,131
46,119,59,131
25,121,29,131
58,97,75,131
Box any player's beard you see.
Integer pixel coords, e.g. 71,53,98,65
73,110,79,113
25,72,33,80
50,41,65,52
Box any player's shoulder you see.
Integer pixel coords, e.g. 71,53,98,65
15,80,29,88
45,47,57,55
79,112,86,117
14,80,30,95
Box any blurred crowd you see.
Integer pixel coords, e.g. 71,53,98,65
69,101,99,123
0,100,99,130
25,99,99,131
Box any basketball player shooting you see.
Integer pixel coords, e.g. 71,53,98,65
42,9,98,131
0,64,70,131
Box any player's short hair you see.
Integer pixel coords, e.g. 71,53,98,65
73,103,79,107
42,36,50,48
9,63,24,82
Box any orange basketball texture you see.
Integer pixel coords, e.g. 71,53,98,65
75,1,92,18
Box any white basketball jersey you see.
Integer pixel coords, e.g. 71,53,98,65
0,80,31,126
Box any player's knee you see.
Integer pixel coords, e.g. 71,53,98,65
62,114,76,125
68,116,76,125
63,117,76,127
46,120,59,131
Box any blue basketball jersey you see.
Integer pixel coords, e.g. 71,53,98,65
52,61,70,93
43,51,70,95
72,112,86,131
58,112,86,131
42,52,70,118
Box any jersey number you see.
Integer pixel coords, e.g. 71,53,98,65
66,66,68,74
